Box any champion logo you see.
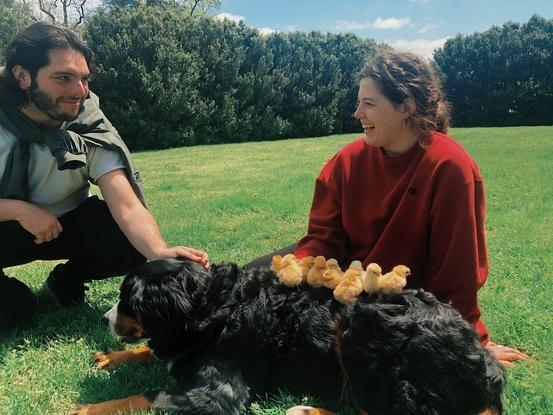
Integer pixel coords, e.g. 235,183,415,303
408,187,419,195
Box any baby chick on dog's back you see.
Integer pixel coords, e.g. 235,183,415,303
275,254,304,287
306,256,328,288
321,258,343,289
379,265,411,293
363,262,382,294
333,260,364,305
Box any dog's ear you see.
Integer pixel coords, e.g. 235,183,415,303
121,259,213,359
208,263,241,297
130,258,188,279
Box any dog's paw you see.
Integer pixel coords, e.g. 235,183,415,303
286,406,317,415
286,406,337,415
93,349,116,369
65,404,91,415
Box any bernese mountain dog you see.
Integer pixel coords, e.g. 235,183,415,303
69,258,504,415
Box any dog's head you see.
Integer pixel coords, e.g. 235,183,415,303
104,258,211,358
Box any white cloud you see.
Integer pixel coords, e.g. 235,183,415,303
333,17,410,32
386,37,450,59
372,17,411,30
334,20,373,31
215,13,245,24
418,22,440,33
258,27,277,36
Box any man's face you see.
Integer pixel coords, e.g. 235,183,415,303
21,48,90,126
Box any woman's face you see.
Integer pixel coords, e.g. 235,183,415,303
354,78,413,155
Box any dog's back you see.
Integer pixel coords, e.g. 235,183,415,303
210,264,345,404
338,289,505,415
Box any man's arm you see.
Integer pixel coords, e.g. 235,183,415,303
97,169,208,266
0,198,63,244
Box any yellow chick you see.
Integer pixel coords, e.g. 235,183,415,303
306,256,328,288
333,260,364,305
363,262,382,294
379,265,411,294
321,258,343,289
271,255,284,273
296,256,315,283
277,254,304,287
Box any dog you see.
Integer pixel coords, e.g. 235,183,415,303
69,259,504,415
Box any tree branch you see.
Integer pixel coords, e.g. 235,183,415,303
73,0,87,27
190,0,201,16
38,0,57,24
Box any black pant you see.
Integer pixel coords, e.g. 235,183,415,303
0,196,145,286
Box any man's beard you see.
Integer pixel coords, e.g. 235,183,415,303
27,79,85,122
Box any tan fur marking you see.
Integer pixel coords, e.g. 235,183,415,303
67,394,152,415
94,346,153,369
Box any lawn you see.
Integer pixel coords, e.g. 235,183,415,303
1,126,552,414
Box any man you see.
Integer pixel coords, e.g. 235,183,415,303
0,22,208,327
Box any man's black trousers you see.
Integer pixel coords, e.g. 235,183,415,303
0,196,145,286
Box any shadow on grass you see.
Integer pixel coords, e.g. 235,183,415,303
71,359,177,409
0,290,116,364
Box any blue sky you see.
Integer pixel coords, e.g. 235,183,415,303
216,0,553,58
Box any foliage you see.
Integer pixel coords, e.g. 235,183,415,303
101,0,220,16
0,0,33,64
83,6,377,150
0,126,552,414
434,14,553,127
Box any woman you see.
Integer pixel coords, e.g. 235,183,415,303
252,51,527,367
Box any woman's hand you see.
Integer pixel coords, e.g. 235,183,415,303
486,341,529,367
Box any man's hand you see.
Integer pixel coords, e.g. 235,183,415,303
486,341,529,367
17,203,63,244
154,246,210,268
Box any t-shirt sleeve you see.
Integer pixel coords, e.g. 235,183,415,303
87,146,125,182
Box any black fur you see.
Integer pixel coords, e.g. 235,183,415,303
0,274,37,329
117,259,505,415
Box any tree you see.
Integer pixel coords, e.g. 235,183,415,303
434,14,553,127
24,0,89,27
0,0,33,63
83,5,377,149
101,0,220,16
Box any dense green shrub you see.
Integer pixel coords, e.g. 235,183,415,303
0,0,33,64
434,14,553,127
84,6,377,149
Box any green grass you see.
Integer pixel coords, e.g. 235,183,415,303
1,126,552,414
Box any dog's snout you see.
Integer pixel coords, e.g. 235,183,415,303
103,302,119,332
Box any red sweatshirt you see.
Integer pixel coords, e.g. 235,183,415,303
296,132,489,343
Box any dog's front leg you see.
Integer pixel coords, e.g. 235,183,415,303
67,394,152,415
286,406,339,415
94,346,154,369
149,358,251,414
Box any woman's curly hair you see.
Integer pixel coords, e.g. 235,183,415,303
359,51,450,143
